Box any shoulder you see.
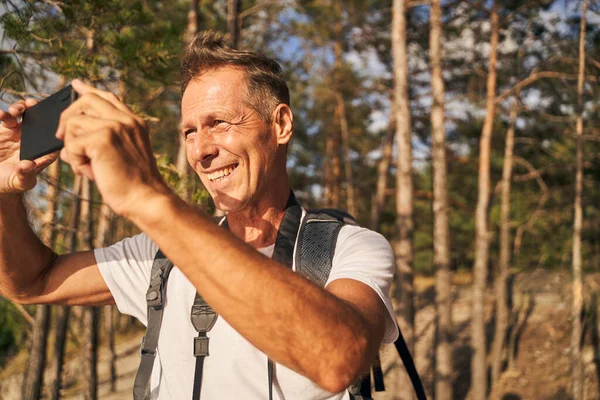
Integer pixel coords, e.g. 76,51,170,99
95,232,158,266
328,224,399,343
329,223,394,282
94,232,159,324
335,224,394,259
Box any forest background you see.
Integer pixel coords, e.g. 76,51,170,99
0,0,599,399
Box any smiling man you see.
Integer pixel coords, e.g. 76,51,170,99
0,31,397,399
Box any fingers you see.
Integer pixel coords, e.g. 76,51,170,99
0,99,38,129
60,132,96,181
7,101,26,118
59,114,120,141
3,152,59,194
33,151,60,172
60,115,114,180
71,79,130,113
0,110,19,129
57,94,140,140
25,98,38,108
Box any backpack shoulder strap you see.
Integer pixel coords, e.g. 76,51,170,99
133,249,174,400
296,211,376,399
394,329,427,400
295,211,345,286
190,292,218,400
298,210,426,400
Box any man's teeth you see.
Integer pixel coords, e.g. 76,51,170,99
208,166,236,182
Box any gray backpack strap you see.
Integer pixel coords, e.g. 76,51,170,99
191,292,218,400
133,249,174,400
295,212,345,286
296,211,376,400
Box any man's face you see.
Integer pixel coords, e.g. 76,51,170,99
181,67,280,211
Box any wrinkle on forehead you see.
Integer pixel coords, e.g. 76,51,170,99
181,68,251,119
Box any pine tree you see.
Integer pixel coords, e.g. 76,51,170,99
571,1,588,398
392,0,415,398
429,1,452,398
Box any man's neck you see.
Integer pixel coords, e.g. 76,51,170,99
225,188,291,249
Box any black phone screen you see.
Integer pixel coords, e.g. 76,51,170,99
19,85,78,161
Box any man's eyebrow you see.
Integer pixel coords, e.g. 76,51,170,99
180,109,240,127
180,119,194,129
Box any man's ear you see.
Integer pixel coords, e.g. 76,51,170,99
272,104,293,145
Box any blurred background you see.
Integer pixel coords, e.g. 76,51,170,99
0,0,599,399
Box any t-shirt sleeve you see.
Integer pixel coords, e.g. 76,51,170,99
326,225,399,344
94,233,158,326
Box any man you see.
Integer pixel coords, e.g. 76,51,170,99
0,31,397,399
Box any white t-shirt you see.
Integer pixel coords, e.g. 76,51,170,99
95,216,398,400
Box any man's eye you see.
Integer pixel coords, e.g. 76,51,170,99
184,129,196,137
213,120,226,127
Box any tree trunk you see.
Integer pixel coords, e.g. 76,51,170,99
82,308,99,400
471,2,499,399
22,159,61,400
95,199,116,393
105,305,117,392
324,130,341,207
332,2,356,217
370,99,395,231
336,95,356,216
324,5,343,210
392,0,415,398
227,0,242,49
22,305,51,400
97,202,117,392
177,0,201,199
80,177,99,400
491,95,518,386
50,174,83,400
41,159,61,244
184,0,201,46
571,1,588,399
429,1,452,398
50,306,70,400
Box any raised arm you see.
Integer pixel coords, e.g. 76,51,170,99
0,100,112,306
57,80,391,393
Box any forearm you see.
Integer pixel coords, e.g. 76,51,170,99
0,194,55,300
130,193,373,391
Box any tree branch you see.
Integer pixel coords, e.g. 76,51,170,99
496,71,598,104
7,300,35,326
512,156,549,258
0,87,49,100
0,49,57,57
582,134,600,142
239,0,282,20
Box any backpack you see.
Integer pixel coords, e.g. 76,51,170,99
133,202,426,400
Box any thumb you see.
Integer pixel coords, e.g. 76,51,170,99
11,161,38,192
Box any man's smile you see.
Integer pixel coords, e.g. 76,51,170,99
206,163,239,182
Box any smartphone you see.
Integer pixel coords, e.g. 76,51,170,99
19,85,78,161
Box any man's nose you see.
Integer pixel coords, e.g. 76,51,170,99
191,133,219,164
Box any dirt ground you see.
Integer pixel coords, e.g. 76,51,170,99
1,269,599,399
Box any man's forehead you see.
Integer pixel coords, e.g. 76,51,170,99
186,67,247,93
182,68,247,107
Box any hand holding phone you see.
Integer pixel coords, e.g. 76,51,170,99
20,85,78,161
0,97,59,194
